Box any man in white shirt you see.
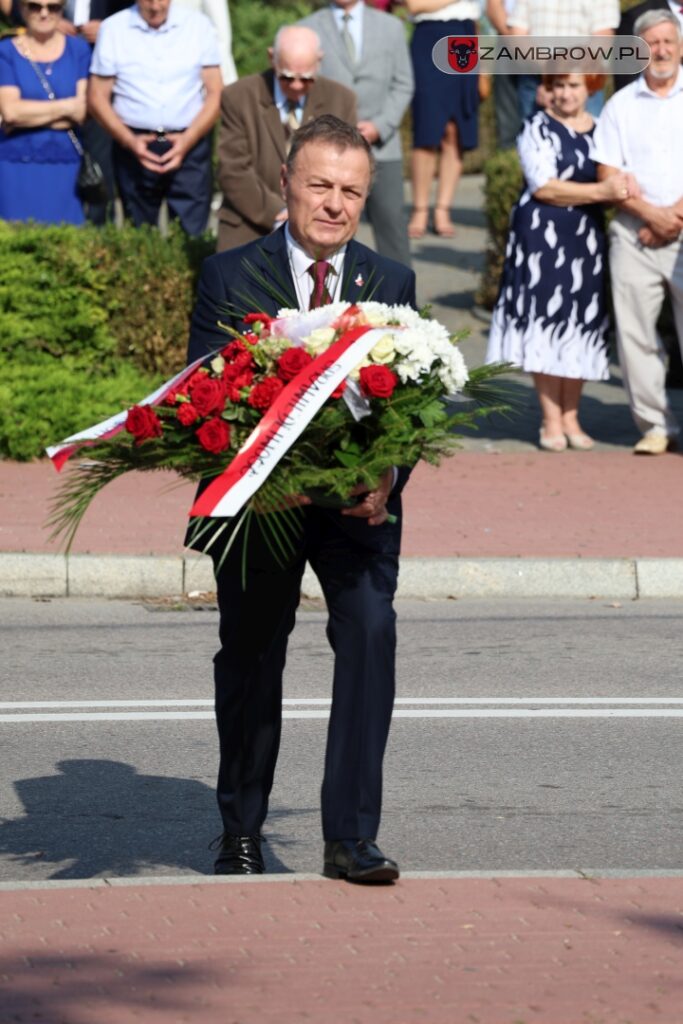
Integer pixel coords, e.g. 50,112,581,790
594,10,683,454
88,0,222,235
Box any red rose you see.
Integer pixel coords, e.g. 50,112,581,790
226,369,254,402
248,376,284,410
277,347,313,382
221,340,248,363
359,365,398,399
125,405,163,444
189,373,227,417
242,312,273,335
331,379,346,400
177,402,199,426
196,417,231,453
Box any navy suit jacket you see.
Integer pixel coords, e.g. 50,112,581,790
185,227,417,556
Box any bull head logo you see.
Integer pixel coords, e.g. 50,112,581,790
447,36,478,73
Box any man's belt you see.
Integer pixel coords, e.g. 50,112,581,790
128,127,187,137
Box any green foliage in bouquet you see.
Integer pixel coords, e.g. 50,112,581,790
47,306,512,568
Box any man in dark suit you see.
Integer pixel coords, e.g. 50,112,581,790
215,26,356,252
188,115,416,883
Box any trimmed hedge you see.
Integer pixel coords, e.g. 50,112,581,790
0,221,214,459
476,148,523,310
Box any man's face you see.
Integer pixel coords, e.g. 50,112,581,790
270,49,320,104
281,142,371,258
642,22,682,83
138,0,171,29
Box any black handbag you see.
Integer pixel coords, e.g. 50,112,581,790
25,47,109,206
72,138,109,206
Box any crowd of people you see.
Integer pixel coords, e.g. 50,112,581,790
0,0,682,454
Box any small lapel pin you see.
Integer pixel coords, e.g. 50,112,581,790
354,274,364,287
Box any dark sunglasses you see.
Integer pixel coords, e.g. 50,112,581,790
24,1,64,12
277,72,316,84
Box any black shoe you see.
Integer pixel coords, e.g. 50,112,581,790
323,839,399,883
210,833,264,875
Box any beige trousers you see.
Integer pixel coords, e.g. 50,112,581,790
609,213,683,436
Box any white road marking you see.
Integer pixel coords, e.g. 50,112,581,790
2,698,683,724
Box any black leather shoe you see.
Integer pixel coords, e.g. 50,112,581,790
210,833,264,875
323,839,399,883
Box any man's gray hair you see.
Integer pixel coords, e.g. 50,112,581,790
634,9,682,39
286,114,376,181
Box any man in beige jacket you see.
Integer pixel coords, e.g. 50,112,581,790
215,25,356,252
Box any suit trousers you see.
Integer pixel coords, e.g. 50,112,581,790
609,214,683,437
365,160,412,268
113,132,212,237
212,506,399,842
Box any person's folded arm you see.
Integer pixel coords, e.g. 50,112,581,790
597,163,683,239
0,82,85,129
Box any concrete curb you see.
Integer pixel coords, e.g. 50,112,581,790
1,552,683,599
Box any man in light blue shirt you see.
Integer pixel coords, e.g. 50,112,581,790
88,0,222,235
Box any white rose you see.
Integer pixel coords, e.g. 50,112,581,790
210,355,225,375
304,326,336,355
369,333,396,364
349,357,371,381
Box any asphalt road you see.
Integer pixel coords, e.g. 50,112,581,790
1,596,682,882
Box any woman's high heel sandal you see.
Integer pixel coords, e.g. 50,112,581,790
433,205,455,238
408,206,429,239
539,430,567,452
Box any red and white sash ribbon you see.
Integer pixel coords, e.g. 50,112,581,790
46,354,210,471
191,325,388,518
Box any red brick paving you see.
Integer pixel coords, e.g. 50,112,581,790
1,875,681,1024
3,450,683,558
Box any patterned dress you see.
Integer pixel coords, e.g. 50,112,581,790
486,111,610,381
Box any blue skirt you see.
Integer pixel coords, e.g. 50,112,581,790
0,159,84,225
411,19,479,150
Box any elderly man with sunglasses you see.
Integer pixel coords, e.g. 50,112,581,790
215,25,356,253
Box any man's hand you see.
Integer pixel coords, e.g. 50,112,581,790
342,469,394,526
156,132,189,173
357,120,380,145
130,133,166,172
79,19,102,44
644,205,683,242
639,226,670,248
57,17,77,35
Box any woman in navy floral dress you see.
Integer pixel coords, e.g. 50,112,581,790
486,74,634,451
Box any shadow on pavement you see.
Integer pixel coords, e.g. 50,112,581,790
0,952,221,1024
0,758,293,879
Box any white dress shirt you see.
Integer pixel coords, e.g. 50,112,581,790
274,77,304,126
331,0,364,60
90,4,221,130
285,225,346,307
413,1,482,23
592,69,683,207
173,0,238,85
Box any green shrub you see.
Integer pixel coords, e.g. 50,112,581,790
231,0,315,77
0,221,213,375
0,352,162,461
476,148,523,309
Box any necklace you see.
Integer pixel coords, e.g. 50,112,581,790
19,36,56,76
